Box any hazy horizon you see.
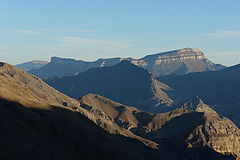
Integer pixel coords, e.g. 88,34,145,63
1,0,240,66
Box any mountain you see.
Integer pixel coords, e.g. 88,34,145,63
158,64,240,127
0,62,164,160
0,62,239,159
16,60,49,71
133,48,225,76
29,48,225,78
30,56,132,78
45,61,174,112
78,94,240,159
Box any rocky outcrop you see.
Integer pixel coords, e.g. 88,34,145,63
132,48,204,65
187,100,240,159
78,94,240,159
132,48,225,76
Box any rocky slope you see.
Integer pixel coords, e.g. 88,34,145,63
16,60,49,71
29,48,225,78
1,62,239,159
78,93,240,159
45,61,173,112
0,62,162,160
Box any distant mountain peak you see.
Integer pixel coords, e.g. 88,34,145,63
16,60,49,71
140,48,205,63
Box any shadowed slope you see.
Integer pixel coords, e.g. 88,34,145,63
0,62,238,159
45,61,173,112
78,94,240,159
0,62,162,160
158,63,240,126
0,99,161,160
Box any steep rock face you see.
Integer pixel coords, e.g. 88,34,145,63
45,61,173,112
132,48,225,76
29,48,225,78
187,100,240,159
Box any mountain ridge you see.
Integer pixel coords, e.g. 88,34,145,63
29,48,225,78
78,93,240,159
45,61,174,112
0,62,239,159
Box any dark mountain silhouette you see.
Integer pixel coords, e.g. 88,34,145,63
29,48,225,78
45,61,173,112
158,64,240,127
30,56,131,78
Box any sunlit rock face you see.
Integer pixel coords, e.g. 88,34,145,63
187,100,240,159
136,48,205,65
131,48,224,76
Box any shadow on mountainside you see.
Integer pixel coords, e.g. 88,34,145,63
0,98,235,160
0,98,162,160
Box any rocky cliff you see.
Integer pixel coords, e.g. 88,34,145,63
132,48,204,65
131,48,225,76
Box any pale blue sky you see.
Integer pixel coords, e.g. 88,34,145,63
1,0,240,66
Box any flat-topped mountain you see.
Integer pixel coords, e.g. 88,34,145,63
29,48,225,78
139,48,205,63
16,60,49,71
45,61,173,112
133,48,225,76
